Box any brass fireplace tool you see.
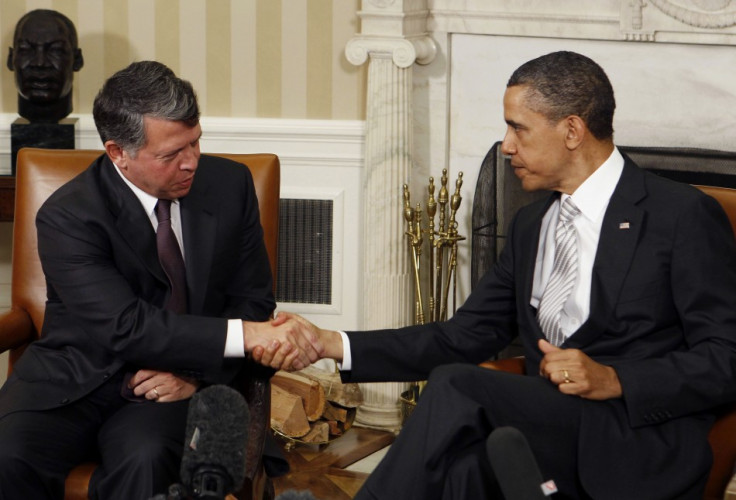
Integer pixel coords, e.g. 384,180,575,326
400,168,465,423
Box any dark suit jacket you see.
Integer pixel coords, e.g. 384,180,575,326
0,153,275,416
344,158,736,499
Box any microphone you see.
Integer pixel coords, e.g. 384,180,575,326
179,384,250,499
486,426,558,499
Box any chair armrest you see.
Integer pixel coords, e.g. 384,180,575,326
0,307,34,353
479,357,526,375
233,362,273,472
230,361,274,500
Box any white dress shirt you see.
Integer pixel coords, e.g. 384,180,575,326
114,165,245,357
531,148,624,340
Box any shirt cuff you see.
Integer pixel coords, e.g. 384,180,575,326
337,330,352,371
224,319,246,358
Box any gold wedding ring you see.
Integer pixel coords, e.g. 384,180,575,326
153,387,160,399
563,370,571,384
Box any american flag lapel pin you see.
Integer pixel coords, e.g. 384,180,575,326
619,221,630,229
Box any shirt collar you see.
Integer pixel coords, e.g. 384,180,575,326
566,147,624,224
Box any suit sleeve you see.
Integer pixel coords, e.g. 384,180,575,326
37,200,230,382
614,193,736,427
343,213,521,383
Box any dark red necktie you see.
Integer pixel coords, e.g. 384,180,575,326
121,199,189,401
155,199,188,314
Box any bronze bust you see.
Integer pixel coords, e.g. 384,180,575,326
6,10,84,123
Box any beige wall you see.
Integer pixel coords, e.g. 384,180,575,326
0,0,366,120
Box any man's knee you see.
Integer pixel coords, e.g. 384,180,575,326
426,363,489,396
0,439,63,498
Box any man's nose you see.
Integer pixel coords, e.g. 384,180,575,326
180,145,200,171
501,133,515,155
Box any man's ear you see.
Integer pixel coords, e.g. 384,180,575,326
73,48,84,71
104,141,126,167
6,48,13,72
563,115,586,150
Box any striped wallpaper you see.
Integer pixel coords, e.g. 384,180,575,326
0,0,366,120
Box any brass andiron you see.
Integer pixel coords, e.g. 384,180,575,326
400,169,465,423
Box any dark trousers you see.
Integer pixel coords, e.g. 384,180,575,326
355,364,590,500
0,370,189,500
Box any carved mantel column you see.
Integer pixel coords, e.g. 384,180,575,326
345,0,436,430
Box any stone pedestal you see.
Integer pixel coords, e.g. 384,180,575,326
11,118,78,175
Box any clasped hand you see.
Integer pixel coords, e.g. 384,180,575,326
537,339,622,400
128,369,199,402
245,312,334,371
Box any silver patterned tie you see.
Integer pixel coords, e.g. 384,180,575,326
537,197,581,346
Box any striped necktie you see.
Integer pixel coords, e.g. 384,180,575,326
537,197,581,346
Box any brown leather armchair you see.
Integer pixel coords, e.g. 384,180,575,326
0,148,280,500
482,184,736,500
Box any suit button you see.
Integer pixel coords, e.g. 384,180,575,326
60,398,70,404
103,373,110,379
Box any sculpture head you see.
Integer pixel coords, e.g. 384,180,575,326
6,9,84,122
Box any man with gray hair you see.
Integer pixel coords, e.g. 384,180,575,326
0,61,306,499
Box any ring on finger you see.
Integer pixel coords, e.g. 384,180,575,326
562,370,571,384
152,387,160,399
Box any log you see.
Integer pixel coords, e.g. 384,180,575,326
301,421,330,443
296,366,363,408
272,371,326,421
323,401,348,423
270,384,310,438
327,420,343,437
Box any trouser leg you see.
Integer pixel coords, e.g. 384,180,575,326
0,373,125,500
0,410,97,499
90,398,190,500
356,363,586,500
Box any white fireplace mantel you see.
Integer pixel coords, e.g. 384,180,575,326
427,0,736,44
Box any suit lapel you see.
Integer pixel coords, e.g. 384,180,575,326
564,160,647,349
519,194,558,339
180,167,218,315
98,156,167,286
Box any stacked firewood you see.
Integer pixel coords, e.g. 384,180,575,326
270,366,363,443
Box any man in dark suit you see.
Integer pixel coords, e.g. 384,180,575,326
0,61,312,499
266,51,736,499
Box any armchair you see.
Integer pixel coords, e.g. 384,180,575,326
0,148,280,500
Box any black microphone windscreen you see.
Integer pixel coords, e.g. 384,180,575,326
180,384,249,492
486,426,555,500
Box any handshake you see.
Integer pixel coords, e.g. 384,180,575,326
242,312,342,371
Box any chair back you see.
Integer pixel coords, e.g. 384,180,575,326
9,147,280,366
695,185,736,500
11,148,280,500
698,185,736,235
